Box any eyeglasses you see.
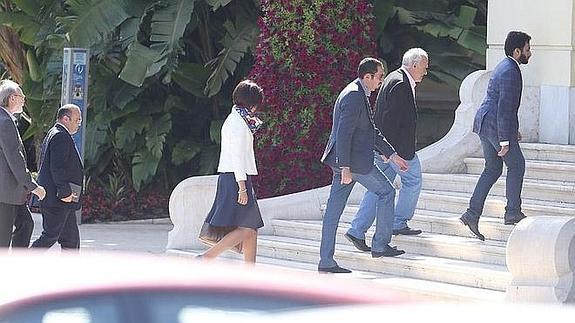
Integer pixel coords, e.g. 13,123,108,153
12,93,26,99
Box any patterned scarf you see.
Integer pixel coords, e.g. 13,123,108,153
234,105,263,133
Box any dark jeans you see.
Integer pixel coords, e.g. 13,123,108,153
12,205,34,248
31,207,80,250
467,136,525,219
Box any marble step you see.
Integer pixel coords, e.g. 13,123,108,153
520,143,575,163
167,248,506,302
271,219,507,265
464,157,575,182
339,208,514,242
415,190,575,219
422,173,575,204
257,235,511,291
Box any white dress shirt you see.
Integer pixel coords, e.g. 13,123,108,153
217,107,258,182
400,66,417,99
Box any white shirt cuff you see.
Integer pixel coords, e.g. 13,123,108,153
500,141,509,146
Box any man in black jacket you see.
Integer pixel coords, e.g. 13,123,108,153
345,49,428,252
32,104,83,250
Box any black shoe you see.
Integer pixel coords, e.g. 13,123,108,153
372,245,405,258
392,226,422,236
504,212,526,225
459,211,485,241
318,265,352,274
344,232,371,252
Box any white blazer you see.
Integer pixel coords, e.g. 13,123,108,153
217,107,257,182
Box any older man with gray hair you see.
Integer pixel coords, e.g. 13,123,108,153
345,48,429,253
0,79,46,247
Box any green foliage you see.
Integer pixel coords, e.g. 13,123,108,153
119,0,197,86
372,0,486,87
204,17,258,97
61,0,132,47
0,12,41,45
131,149,161,191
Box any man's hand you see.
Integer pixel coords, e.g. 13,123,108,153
61,193,76,203
32,186,46,201
341,167,353,185
498,145,509,157
390,153,409,172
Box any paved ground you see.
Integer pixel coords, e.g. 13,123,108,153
30,213,173,254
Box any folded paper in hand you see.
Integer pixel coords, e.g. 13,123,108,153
69,183,82,203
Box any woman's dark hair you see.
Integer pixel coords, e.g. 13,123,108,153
504,31,531,57
232,80,264,108
357,57,383,78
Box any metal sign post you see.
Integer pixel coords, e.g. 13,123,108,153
61,48,89,224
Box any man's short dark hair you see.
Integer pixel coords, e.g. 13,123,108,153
232,80,264,108
57,104,79,120
357,57,383,79
504,31,531,57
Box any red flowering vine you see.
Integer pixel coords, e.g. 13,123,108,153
249,0,377,197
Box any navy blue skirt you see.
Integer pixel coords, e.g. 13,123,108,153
203,173,263,230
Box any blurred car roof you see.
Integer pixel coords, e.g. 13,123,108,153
0,251,407,311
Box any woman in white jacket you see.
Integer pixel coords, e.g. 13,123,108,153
198,80,264,263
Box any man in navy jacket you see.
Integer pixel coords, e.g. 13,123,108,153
319,58,408,273
32,104,84,250
460,31,532,241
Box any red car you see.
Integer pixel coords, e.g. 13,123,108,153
0,252,406,322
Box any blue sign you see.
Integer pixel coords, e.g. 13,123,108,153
61,48,89,159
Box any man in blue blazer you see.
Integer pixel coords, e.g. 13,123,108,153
460,31,532,241
32,104,84,250
319,58,408,273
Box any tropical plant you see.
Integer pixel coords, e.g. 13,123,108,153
372,0,487,86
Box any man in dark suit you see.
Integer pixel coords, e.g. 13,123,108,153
345,49,428,250
0,80,46,248
319,58,408,273
32,104,84,250
460,31,532,241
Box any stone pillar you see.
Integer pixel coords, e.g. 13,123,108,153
487,0,575,144
506,216,575,303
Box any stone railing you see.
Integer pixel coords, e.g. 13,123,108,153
417,70,489,173
506,216,575,303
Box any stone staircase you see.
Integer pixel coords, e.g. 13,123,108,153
253,143,575,298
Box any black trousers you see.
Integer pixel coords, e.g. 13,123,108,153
31,207,79,250
12,205,34,248
0,202,18,247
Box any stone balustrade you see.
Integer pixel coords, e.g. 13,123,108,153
506,216,575,303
